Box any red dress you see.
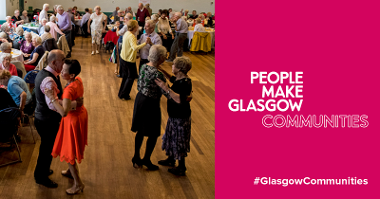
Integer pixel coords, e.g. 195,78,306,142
51,77,88,165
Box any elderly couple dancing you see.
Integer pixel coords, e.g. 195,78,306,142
33,49,88,195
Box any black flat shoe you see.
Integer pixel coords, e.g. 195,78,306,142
48,169,53,176
158,158,175,167
132,157,142,168
142,160,159,170
168,167,187,176
35,178,58,188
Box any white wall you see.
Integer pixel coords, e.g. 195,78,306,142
0,0,19,20
23,0,215,14
0,0,6,20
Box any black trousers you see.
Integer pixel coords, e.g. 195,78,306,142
161,34,174,53
139,59,149,74
118,59,137,99
34,118,60,180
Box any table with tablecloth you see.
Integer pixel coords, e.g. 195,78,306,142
0,49,24,63
19,23,40,34
103,30,120,45
187,28,215,49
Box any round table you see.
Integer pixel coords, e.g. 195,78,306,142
19,23,40,34
187,28,215,49
0,49,24,63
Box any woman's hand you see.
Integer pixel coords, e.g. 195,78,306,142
102,29,107,33
171,34,174,39
44,88,55,99
154,78,168,90
87,29,90,33
163,34,167,39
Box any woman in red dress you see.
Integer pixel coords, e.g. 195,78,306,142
45,59,87,195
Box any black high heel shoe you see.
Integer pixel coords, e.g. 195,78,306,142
141,159,159,170
158,158,176,167
132,157,142,168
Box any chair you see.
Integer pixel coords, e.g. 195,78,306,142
190,31,212,53
11,61,27,79
42,38,58,51
23,70,39,144
0,107,23,167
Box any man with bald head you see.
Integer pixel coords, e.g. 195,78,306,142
125,7,135,17
34,50,83,188
136,3,150,28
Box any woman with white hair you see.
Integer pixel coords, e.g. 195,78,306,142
20,32,34,59
39,18,49,36
155,56,193,176
20,10,30,23
194,18,205,32
23,36,46,71
87,5,107,55
150,14,160,33
0,31,12,44
0,53,18,76
47,16,65,41
131,45,167,170
12,10,24,25
39,4,50,24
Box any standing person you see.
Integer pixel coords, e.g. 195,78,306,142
155,57,193,176
66,7,76,47
190,10,198,19
137,20,162,72
81,8,91,38
125,7,136,17
45,59,87,195
56,5,73,58
145,4,152,16
131,45,167,170
136,3,150,28
167,12,188,62
115,13,133,76
39,4,50,24
47,16,65,41
118,20,150,100
53,5,58,16
112,7,120,17
87,6,107,55
33,50,83,188
157,9,174,52
168,8,173,19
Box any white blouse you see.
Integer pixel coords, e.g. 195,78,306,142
90,13,107,30
194,24,205,32
157,17,172,34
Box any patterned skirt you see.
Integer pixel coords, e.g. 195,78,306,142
91,29,102,45
162,117,191,160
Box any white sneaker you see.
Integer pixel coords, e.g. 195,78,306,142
96,50,99,54
91,51,94,55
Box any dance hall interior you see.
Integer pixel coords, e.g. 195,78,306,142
0,0,215,198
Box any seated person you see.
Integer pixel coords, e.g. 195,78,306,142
194,18,205,32
20,32,35,59
114,10,124,23
0,53,18,76
12,10,24,25
0,25,13,43
190,10,198,19
112,21,122,32
0,85,18,111
39,18,49,36
20,10,30,23
23,36,45,72
0,69,33,115
41,25,53,43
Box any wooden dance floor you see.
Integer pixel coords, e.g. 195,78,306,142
0,37,215,199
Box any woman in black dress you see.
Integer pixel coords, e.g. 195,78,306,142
131,45,167,170
155,56,193,176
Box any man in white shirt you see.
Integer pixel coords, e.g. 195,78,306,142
39,4,50,24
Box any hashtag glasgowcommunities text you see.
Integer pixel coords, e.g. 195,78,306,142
255,177,368,187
